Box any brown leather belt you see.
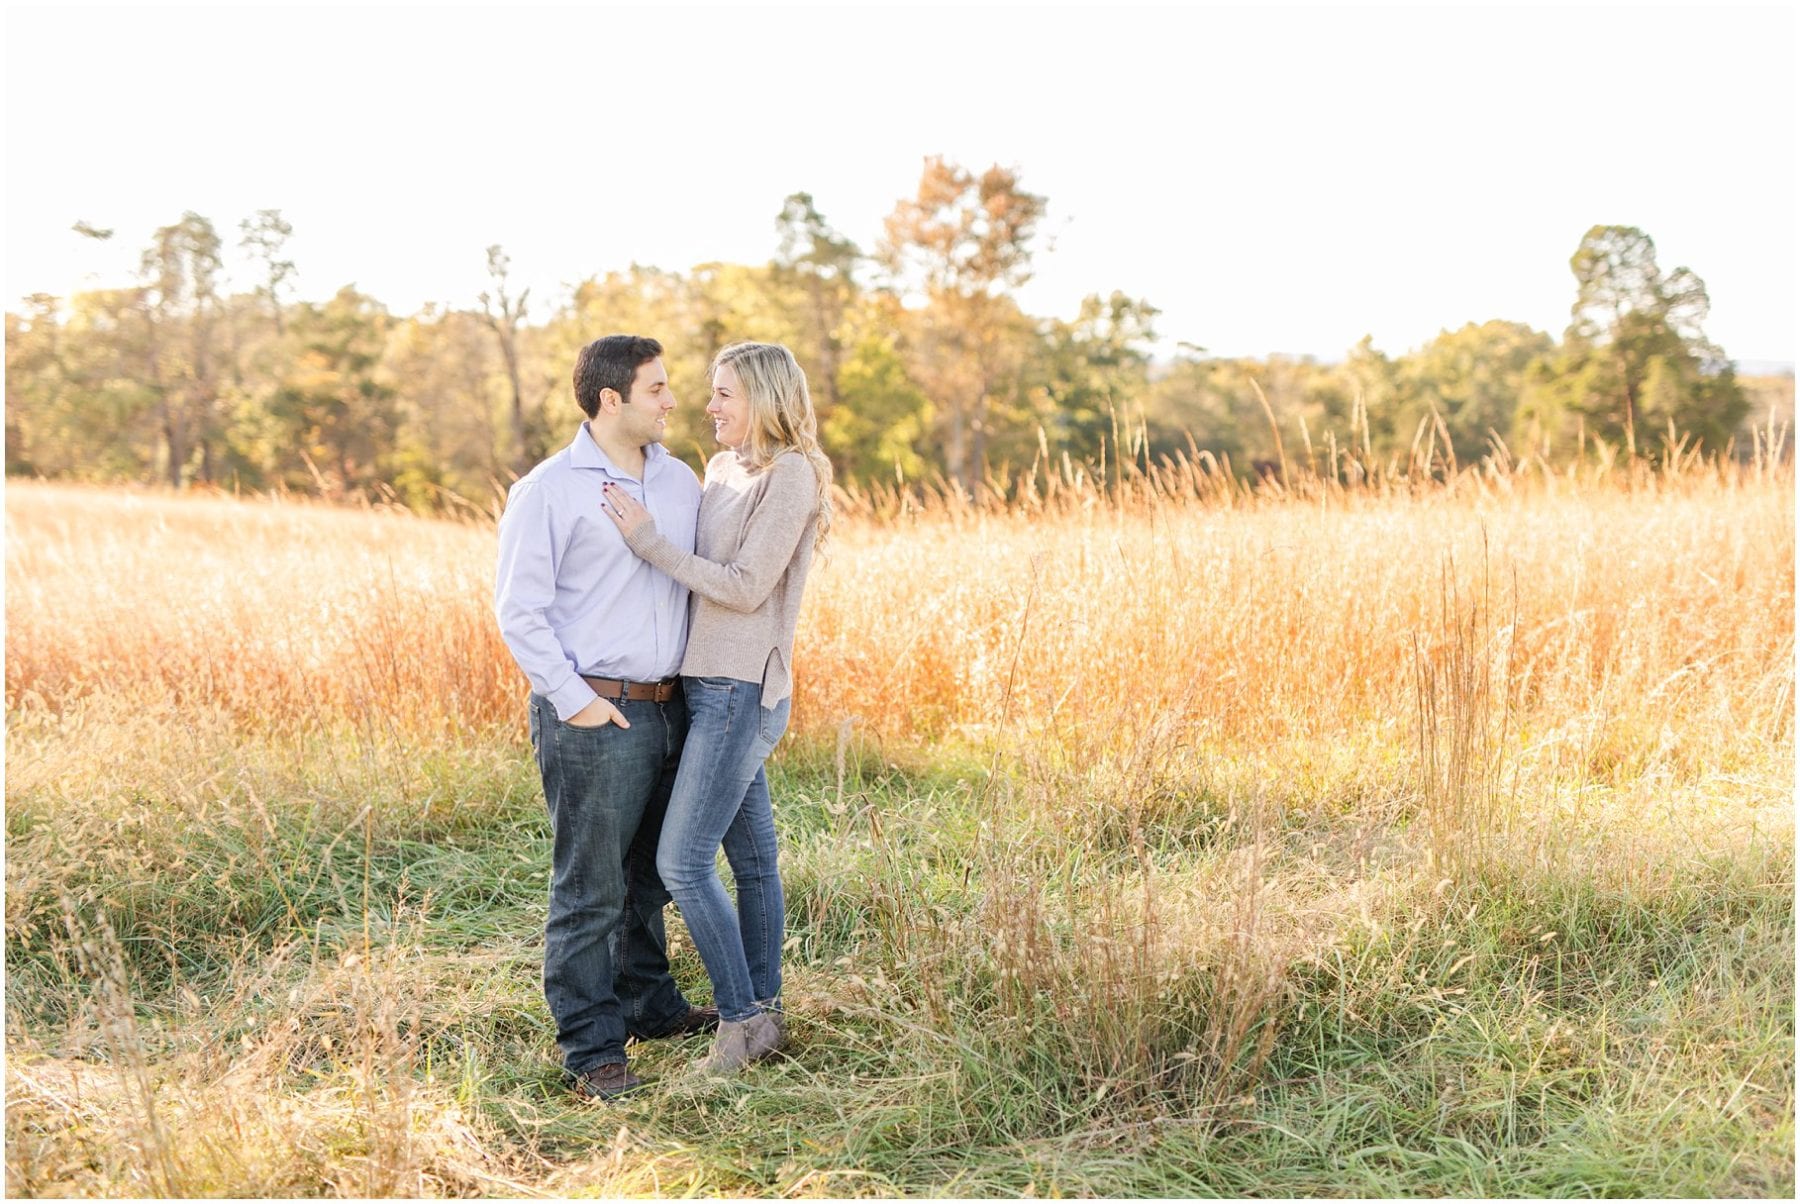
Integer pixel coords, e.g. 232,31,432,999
582,675,679,703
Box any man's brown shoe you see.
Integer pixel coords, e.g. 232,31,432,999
572,1062,642,1101
630,1005,719,1040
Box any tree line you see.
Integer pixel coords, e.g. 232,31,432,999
4,158,1781,510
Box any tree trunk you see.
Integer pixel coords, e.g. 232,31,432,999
495,328,527,479
161,401,186,488
1617,348,1638,458
946,404,969,497
969,402,989,505
808,277,842,410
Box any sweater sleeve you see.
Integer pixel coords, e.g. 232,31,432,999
624,455,815,614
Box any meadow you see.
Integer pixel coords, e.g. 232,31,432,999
4,452,1794,1197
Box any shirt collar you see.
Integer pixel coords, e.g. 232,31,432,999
568,422,668,479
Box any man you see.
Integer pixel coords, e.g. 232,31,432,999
495,334,713,1100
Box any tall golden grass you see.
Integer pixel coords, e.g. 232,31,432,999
7,450,1792,764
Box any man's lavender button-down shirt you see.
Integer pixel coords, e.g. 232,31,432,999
495,424,702,720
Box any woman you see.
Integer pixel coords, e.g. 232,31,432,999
600,341,831,1074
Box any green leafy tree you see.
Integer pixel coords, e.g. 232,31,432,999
4,224,159,479
1403,321,1553,463
1146,352,1353,480
21,285,172,480
267,286,397,496
1336,335,1414,456
690,261,802,359
772,192,861,415
5,297,69,476
1527,225,1747,454
880,157,1047,495
824,299,933,485
1143,350,1257,471
1030,292,1159,465
383,304,513,506
140,212,225,484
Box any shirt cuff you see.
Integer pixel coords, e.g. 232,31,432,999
548,676,599,721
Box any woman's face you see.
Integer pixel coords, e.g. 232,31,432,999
707,361,752,448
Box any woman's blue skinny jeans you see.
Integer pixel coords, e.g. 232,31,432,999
656,675,789,1022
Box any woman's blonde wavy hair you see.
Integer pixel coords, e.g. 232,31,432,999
712,342,833,550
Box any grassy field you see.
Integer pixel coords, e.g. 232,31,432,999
4,458,1794,1197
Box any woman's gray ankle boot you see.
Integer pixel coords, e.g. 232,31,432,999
698,1012,782,1075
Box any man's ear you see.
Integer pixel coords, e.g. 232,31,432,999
598,387,621,413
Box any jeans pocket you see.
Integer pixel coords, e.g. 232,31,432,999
529,700,549,776
685,676,740,738
559,713,613,730
757,696,791,748
554,714,617,771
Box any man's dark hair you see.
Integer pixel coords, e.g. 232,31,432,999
573,335,663,418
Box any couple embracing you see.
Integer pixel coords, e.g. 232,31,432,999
494,335,831,1100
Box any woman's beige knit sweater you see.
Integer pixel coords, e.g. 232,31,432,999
623,448,818,709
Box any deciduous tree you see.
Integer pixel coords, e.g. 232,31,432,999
880,157,1047,496
773,192,860,414
1404,321,1552,463
824,299,933,485
1032,292,1159,465
267,286,397,496
1529,225,1747,454
141,212,225,484
239,209,295,334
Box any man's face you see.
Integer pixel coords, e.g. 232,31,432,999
617,357,676,446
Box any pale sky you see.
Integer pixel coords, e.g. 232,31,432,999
5,0,1795,365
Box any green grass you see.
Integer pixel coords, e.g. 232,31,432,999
5,707,1793,1198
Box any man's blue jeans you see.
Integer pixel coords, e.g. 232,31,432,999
656,676,789,1023
529,692,693,1073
